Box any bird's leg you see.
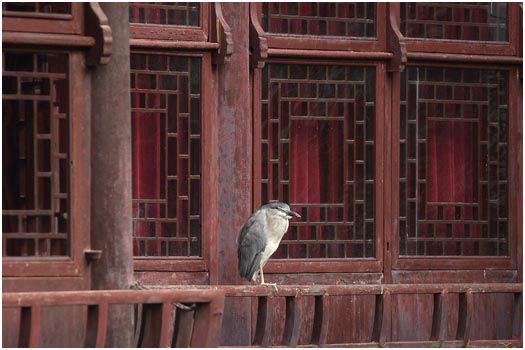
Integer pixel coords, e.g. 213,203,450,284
260,263,265,284
259,263,278,291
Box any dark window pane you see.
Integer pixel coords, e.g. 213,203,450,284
129,2,200,27
2,50,70,257
3,2,71,14
262,63,376,259
131,53,202,257
401,3,508,42
263,2,376,38
399,67,508,257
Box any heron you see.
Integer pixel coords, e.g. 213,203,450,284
237,202,301,287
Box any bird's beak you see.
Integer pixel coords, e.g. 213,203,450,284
287,210,301,218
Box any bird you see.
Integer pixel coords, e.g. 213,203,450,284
237,202,301,287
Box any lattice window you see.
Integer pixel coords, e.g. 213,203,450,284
129,2,200,26
2,50,69,257
2,2,71,15
262,2,376,37
399,66,508,257
400,3,508,42
131,53,202,257
260,63,375,259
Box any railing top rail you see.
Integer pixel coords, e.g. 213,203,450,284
147,283,523,297
3,283,521,307
3,289,225,307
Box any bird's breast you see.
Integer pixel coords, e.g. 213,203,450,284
266,216,289,241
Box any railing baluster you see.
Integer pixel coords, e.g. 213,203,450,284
512,292,523,340
158,302,173,347
83,302,108,347
138,303,171,347
18,305,41,348
371,293,383,343
190,294,225,347
378,291,391,347
172,308,194,348
282,295,302,347
310,294,330,346
253,296,273,346
430,290,448,344
133,304,143,346
456,290,473,346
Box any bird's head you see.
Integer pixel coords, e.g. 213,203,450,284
265,202,301,220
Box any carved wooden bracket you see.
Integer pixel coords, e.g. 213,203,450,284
386,3,406,72
249,3,268,69
84,249,102,262
85,2,112,66
211,3,233,65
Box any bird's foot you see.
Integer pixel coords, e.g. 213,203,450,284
261,282,278,292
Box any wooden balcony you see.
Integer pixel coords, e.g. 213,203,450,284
3,283,522,347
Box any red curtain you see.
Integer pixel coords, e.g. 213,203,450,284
132,82,163,257
288,101,343,258
426,120,478,255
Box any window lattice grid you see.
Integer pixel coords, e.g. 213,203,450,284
2,51,70,257
399,67,509,257
131,53,202,257
2,2,72,15
261,63,376,259
262,2,376,38
129,2,200,26
400,3,508,42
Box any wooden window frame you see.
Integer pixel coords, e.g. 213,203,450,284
402,3,521,57
129,6,220,283
2,48,90,278
130,49,215,275
258,3,387,53
253,58,386,274
129,3,210,42
390,62,520,272
2,3,83,35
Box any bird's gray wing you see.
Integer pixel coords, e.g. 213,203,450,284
237,212,267,281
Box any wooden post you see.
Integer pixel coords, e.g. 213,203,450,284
90,2,134,347
214,2,253,346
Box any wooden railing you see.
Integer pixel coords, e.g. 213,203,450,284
172,283,523,348
2,289,225,348
2,283,523,347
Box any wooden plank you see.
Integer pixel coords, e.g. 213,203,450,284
267,49,392,60
430,290,449,344
253,296,273,346
137,303,172,347
379,291,391,347
310,295,330,346
371,294,383,343
158,303,173,347
191,295,225,347
83,302,108,347
406,52,522,64
512,292,523,340
456,291,473,346
18,306,41,348
282,296,302,347
172,308,194,348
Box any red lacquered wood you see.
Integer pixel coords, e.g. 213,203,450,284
172,308,194,347
18,306,41,348
310,294,330,346
512,292,523,340
282,295,302,347
253,296,274,346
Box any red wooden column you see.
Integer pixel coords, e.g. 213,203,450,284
213,2,253,346
215,3,252,285
90,3,134,347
